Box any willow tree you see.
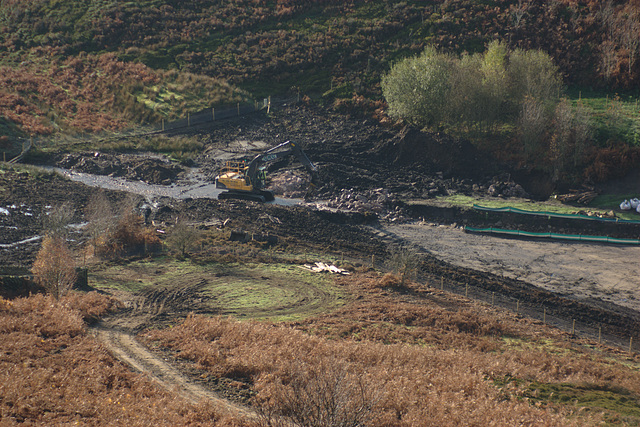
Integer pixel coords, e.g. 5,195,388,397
381,47,454,128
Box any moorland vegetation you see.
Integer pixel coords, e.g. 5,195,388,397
2,1,640,187
4,1,640,425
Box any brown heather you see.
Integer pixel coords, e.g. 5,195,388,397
143,274,640,426
3,274,640,425
0,293,237,426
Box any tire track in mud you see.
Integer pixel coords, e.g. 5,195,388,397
92,325,257,421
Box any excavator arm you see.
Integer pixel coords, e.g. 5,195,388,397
245,141,317,191
216,140,317,202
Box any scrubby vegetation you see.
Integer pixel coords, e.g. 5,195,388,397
0,293,235,425
142,272,640,426
2,1,640,128
2,0,640,186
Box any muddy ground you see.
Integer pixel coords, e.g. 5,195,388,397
2,102,640,346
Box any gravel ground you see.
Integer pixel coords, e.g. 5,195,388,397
385,221,640,312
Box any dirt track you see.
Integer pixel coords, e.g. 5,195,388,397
92,324,256,420
3,103,640,417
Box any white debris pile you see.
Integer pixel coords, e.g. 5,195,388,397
301,262,350,275
620,198,640,214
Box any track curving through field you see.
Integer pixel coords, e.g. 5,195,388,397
92,324,258,421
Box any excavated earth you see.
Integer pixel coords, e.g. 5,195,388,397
2,102,640,346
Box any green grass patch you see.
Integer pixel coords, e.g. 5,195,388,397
428,194,640,221
90,257,348,321
588,194,640,221
432,194,585,213
524,382,640,425
566,88,640,147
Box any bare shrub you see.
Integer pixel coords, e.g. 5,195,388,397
61,291,121,324
518,96,548,158
166,217,202,258
256,357,378,427
31,236,77,300
388,247,420,287
96,209,161,258
84,191,115,252
376,272,401,288
42,202,75,238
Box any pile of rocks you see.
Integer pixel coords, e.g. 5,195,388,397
322,188,410,222
56,152,184,185
326,188,392,212
487,177,529,198
267,170,310,198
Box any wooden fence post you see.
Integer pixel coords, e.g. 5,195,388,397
212,108,215,121
187,113,190,127
543,307,546,324
267,96,271,114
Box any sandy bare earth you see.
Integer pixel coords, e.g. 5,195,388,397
384,221,640,312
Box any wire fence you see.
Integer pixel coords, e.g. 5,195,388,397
372,229,640,355
426,268,639,354
2,95,300,163
3,96,639,354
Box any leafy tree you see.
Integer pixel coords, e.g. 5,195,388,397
508,48,563,107
32,236,76,300
383,42,562,136
480,41,509,129
447,52,485,130
381,47,454,128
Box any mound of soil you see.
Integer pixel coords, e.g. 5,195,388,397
371,126,493,180
193,104,505,201
56,152,185,185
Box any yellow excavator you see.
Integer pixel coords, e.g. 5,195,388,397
215,140,317,202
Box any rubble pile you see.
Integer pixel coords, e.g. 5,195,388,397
326,188,393,213
487,176,529,198
267,170,310,198
322,188,410,222
56,153,184,185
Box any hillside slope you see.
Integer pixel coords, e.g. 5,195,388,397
1,0,637,138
